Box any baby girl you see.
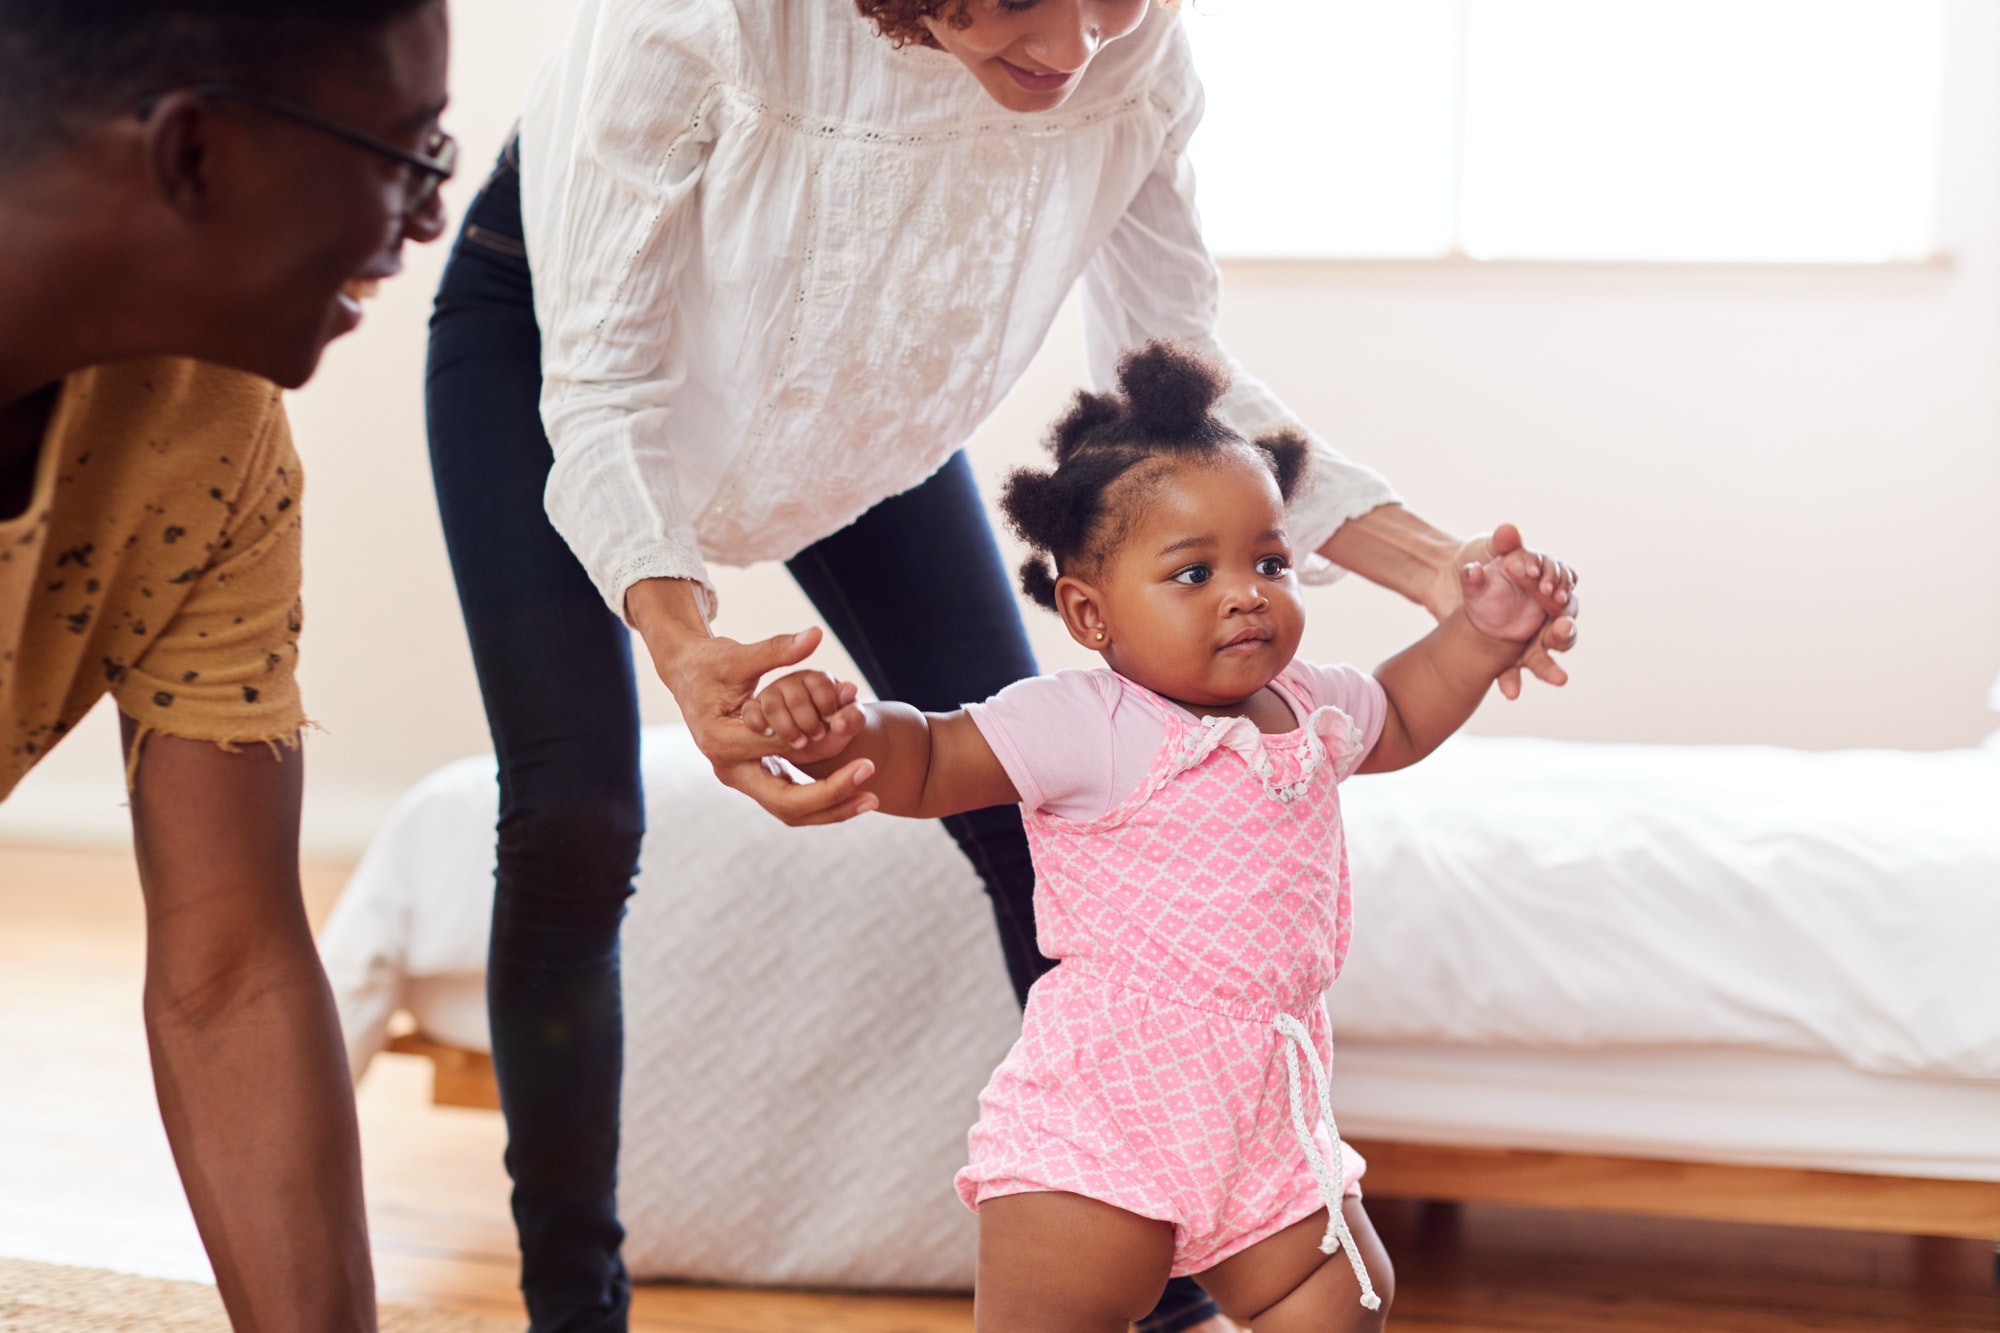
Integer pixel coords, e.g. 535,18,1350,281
747,342,1575,1332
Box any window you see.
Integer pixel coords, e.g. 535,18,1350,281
1182,0,1947,263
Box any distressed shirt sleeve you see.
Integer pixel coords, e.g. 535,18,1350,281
114,403,306,751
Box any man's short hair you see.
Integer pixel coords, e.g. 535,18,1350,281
0,0,433,175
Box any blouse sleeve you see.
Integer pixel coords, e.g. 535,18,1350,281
522,2,737,623
1078,40,1402,584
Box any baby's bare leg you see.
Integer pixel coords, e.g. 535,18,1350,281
1195,1201,1394,1333
977,1191,1176,1333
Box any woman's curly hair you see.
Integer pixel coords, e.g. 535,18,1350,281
852,0,971,47
999,340,1311,612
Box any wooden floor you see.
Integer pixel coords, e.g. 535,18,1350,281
1,843,1994,1332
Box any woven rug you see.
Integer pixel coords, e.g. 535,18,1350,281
0,1258,519,1332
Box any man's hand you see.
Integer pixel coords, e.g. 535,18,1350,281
1430,524,1580,699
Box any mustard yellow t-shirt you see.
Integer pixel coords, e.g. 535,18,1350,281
0,358,306,799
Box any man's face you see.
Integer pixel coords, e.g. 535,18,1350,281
179,0,451,387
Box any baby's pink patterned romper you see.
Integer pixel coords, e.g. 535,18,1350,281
957,664,1381,1302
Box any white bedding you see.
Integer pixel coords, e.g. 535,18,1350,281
319,725,2000,1287
324,730,1015,1289
1335,738,2000,1078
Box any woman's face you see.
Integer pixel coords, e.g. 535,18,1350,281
924,0,1153,113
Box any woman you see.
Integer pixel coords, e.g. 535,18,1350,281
425,2,1578,1330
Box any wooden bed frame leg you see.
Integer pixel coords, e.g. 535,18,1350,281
1347,1140,2000,1243
382,1032,501,1110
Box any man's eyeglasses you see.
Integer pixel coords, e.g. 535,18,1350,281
138,84,457,216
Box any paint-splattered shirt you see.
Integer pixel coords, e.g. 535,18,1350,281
0,358,305,799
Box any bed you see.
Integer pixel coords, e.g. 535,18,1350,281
319,724,2000,1289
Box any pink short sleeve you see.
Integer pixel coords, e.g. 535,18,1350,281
1286,661,1389,770
965,671,1117,817
965,670,1164,821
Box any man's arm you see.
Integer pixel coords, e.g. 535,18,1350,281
124,720,376,1333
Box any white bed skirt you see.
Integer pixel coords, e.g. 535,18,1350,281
1334,1041,2000,1183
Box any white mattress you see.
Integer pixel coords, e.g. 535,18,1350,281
1336,737,2000,1079
318,726,2000,1288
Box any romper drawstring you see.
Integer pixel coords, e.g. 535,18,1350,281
1273,1012,1381,1311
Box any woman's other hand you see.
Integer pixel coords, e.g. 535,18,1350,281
627,577,877,825
1459,545,1570,644
1317,507,1578,701
1431,524,1579,699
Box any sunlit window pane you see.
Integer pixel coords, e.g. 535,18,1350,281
1183,0,1462,259
1181,0,1945,264
1460,0,1944,262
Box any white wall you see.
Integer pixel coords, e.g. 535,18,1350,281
5,0,1997,855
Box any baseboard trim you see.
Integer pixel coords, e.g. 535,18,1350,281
0,775,399,859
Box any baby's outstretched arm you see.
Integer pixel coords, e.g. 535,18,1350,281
1361,545,1575,774
745,671,1019,820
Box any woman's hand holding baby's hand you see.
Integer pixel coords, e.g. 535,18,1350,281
629,584,877,824
1437,524,1579,697
1367,535,1580,774
743,669,868,767
1459,544,1575,645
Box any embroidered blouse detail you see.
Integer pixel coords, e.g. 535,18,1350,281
517,0,1400,620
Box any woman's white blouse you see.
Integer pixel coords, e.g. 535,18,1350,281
519,0,1400,621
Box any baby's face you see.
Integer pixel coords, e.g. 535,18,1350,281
1082,449,1306,710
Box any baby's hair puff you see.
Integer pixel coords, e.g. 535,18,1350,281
1000,340,1311,611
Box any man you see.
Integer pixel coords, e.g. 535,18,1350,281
0,3,450,1327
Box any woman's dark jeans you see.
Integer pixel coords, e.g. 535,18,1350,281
424,147,1221,1333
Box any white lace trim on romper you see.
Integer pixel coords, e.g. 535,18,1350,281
1183,705,1365,803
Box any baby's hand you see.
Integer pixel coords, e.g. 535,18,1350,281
1460,546,1572,644
742,670,866,766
